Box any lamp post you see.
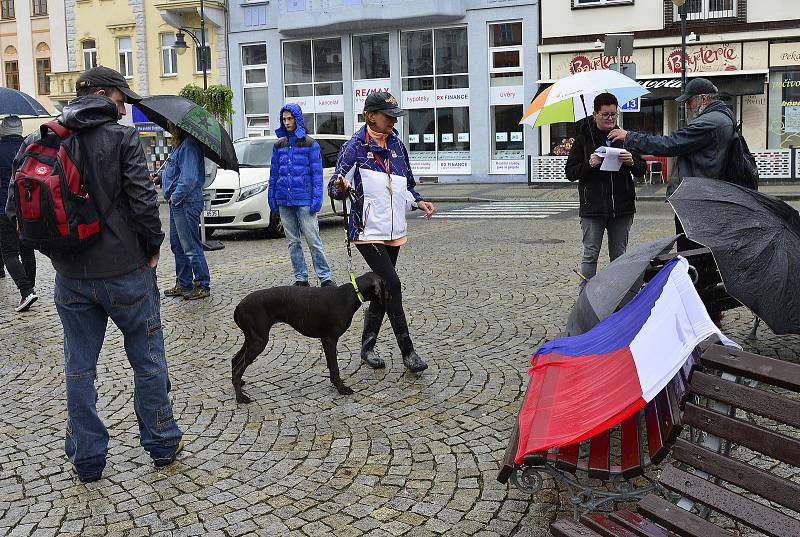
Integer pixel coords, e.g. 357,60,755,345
673,0,688,126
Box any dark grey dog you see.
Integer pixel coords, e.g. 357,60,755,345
231,272,388,403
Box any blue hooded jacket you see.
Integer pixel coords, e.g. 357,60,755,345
268,103,324,213
160,136,205,206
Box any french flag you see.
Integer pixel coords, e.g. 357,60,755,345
515,256,738,464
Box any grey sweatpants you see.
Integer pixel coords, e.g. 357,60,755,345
579,214,634,283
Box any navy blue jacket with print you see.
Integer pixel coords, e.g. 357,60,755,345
268,103,324,213
328,126,423,242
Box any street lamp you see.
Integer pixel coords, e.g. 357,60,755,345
673,0,688,126
172,27,208,90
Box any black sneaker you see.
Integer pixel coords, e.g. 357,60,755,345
72,466,102,483
16,292,38,312
293,281,310,287
153,440,184,468
320,280,336,288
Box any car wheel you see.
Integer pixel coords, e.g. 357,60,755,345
203,227,216,239
266,211,284,238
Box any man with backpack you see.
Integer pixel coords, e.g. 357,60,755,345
0,115,37,311
5,66,183,481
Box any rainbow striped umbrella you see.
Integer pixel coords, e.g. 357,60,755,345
520,70,648,128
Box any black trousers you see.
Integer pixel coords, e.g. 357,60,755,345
356,243,403,317
0,214,36,298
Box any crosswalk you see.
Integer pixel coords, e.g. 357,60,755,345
429,200,580,219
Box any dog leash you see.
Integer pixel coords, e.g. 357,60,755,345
342,186,365,304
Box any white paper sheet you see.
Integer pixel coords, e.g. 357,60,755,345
595,146,624,171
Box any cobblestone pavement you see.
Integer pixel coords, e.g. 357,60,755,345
1,200,798,537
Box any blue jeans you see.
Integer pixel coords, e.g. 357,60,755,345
54,266,183,477
170,200,211,290
279,205,332,283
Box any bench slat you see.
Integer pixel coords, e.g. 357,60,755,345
551,518,604,537
588,430,610,480
497,421,520,484
690,371,800,429
609,510,670,537
637,493,733,537
644,399,664,464
580,512,642,537
620,413,643,478
671,438,800,513
683,403,800,468
658,464,800,537
699,345,800,391
554,442,580,472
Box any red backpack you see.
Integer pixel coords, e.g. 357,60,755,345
12,121,104,252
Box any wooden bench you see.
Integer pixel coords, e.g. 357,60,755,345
497,354,697,518
551,344,800,537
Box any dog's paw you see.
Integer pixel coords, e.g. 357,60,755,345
336,385,354,396
235,391,252,404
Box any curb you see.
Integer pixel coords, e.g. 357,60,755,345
425,193,800,203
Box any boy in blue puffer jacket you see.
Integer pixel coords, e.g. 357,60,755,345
268,103,334,287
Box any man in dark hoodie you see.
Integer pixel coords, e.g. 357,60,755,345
6,66,183,482
0,115,36,311
267,103,334,287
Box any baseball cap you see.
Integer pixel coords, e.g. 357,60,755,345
363,92,406,117
675,77,718,103
75,66,142,103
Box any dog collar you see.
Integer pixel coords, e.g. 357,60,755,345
350,272,365,304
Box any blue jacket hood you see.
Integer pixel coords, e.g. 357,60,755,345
275,103,306,139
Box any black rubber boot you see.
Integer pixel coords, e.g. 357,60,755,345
360,307,385,369
388,312,428,373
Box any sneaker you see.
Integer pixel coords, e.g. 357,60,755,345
183,287,210,300
163,285,187,297
320,279,336,288
293,281,310,287
153,440,184,468
72,466,102,483
16,292,38,312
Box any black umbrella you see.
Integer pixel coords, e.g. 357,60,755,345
669,177,800,335
0,87,49,116
136,95,238,172
566,235,680,336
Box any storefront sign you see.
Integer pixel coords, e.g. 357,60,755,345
315,94,344,113
353,78,392,110
402,90,435,109
490,85,525,105
639,78,682,91
438,159,471,174
436,88,470,107
770,42,800,67
285,95,315,113
490,159,525,174
568,53,632,74
550,48,652,79
410,159,436,175
664,43,741,73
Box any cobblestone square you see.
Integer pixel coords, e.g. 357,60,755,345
1,197,798,536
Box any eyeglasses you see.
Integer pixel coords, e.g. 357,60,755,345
597,112,618,120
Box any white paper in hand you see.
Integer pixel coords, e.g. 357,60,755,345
595,146,624,171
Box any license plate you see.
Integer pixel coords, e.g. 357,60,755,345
203,210,219,218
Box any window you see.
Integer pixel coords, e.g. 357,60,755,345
4,61,18,90
768,71,800,149
353,34,390,80
31,0,45,15
117,37,133,78
195,35,211,74
36,58,50,95
489,21,523,88
574,0,634,6
243,4,266,27
1,0,14,19
82,39,97,70
242,43,268,135
674,0,735,20
160,34,177,76
491,105,524,162
283,38,345,135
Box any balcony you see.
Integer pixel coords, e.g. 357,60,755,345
277,0,466,36
49,71,80,104
155,0,225,29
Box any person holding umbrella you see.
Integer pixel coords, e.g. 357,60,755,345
155,122,211,300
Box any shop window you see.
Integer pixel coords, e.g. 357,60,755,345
491,105,524,160
353,34,390,80
768,71,800,149
574,0,634,6
620,102,664,136
83,39,97,70
243,43,268,133
117,37,133,79
284,38,344,135
549,124,579,156
4,60,18,90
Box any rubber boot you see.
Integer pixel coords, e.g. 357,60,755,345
387,312,428,373
360,307,385,369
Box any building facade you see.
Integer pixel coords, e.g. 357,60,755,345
227,0,540,183
49,0,228,168
537,0,800,181
0,0,68,115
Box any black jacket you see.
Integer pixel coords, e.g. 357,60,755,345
0,134,23,215
565,119,646,218
6,95,164,279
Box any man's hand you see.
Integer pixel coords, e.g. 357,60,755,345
148,252,160,268
589,153,603,168
417,200,436,219
150,173,161,185
608,128,628,143
619,150,635,167
333,175,350,193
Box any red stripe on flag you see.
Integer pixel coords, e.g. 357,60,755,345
514,347,645,464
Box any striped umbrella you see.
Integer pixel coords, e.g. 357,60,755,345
520,70,648,128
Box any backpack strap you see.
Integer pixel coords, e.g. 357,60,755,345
40,120,71,140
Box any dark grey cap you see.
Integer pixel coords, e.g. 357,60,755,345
675,77,718,103
75,66,142,103
363,91,406,117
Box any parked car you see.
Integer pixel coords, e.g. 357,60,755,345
203,134,349,237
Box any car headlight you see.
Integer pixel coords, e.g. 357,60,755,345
238,181,268,201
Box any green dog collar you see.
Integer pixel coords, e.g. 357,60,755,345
350,272,365,304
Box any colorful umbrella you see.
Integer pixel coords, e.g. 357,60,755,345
520,69,648,128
